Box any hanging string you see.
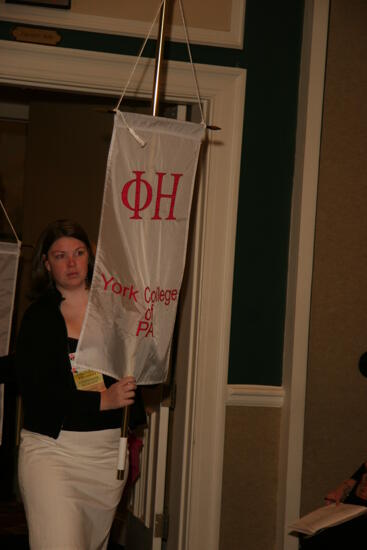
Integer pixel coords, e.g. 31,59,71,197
177,0,205,125
114,0,165,113
114,0,206,127
0,198,21,244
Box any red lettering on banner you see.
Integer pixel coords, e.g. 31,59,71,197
121,171,183,220
112,282,122,294
136,321,154,337
144,286,178,306
129,285,139,302
102,273,114,290
101,273,139,303
146,324,154,337
145,304,154,320
152,172,183,220
121,171,153,219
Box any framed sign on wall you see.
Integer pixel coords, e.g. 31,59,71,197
6,0,71,8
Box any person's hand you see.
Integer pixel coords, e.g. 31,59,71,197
324,478,356,505
100,376,136,411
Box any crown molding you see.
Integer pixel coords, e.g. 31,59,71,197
0,0,245,49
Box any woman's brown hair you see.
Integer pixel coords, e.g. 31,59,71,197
31,219,94,299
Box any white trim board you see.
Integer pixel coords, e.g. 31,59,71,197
226,385,284,408
277,2,330,550
0,40,246,550
0,1,245,49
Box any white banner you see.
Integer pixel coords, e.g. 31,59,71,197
0,241,21,443
75,112,205,384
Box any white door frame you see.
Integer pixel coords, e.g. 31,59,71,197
278,2,329,549
0,40,246,550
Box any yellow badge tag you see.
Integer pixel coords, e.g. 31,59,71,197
73,370,106,392
69,353,106,392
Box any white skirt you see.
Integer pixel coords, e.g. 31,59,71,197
18,428,128,550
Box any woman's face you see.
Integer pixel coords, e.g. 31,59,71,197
44,236,89,292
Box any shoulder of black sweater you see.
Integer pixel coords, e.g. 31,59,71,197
29,287,63,310
17,288,67,349
21,288,63,322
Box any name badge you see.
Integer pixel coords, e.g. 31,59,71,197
69,353,106,392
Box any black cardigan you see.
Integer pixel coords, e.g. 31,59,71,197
15,289,101,439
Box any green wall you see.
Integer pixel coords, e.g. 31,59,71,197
229,2,304,385
0,0,304,385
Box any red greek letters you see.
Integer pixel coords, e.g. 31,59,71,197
121,171,152,220
121,170,183,220
151,172,182,220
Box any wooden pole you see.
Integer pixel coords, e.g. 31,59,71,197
152,0,169,116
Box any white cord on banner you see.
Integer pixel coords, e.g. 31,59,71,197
114,0,165,113
119,112,147,147
0,198,21,244
114,0,206,129
177,0,205,126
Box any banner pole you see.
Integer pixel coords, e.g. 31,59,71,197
117,1,169,480
152,0,168,116
117,405,130,479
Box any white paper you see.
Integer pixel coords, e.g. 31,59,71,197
289,503,367,535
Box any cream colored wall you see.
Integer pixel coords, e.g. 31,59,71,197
301,0,367,514
71,0,233,31
220,406,281,550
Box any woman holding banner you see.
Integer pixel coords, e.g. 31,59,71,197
15,219,140,550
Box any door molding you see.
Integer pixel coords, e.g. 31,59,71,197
0,40,246,550
278,2,329,549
